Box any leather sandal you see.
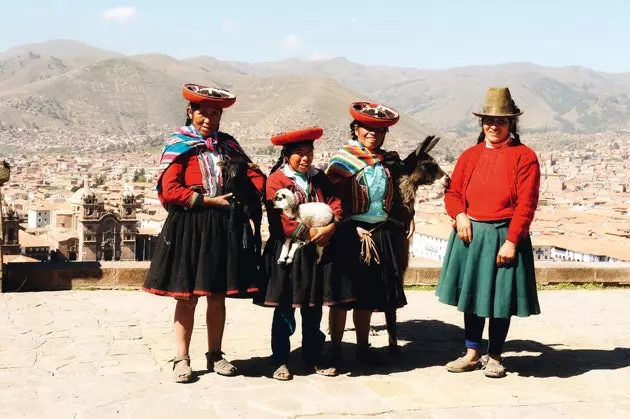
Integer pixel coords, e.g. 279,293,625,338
272,364,293,381
206,351,239,376
446,356,480,373
481,355,507,378
172,355,192,383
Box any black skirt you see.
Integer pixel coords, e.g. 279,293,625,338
323,219,408,311
143,205,261,298
255,236,349,307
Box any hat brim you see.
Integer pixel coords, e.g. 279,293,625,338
472,110,524,117
182,83,236,108
349,102,399,128
271,127,324,146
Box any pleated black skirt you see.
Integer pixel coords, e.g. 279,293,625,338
322,219,408,311
143,205,261,298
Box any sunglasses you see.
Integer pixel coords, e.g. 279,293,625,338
482,117,511,126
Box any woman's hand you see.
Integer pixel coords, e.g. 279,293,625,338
311,223,336,246
496,240,517,267
204,193,233,207
455,213,472,243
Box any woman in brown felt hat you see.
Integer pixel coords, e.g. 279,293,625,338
324,102,410,368
142,83,266,383
436,87,541,378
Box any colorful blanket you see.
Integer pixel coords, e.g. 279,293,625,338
155,125,245,197
326,140,400,178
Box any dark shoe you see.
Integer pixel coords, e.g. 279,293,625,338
206,351,239,376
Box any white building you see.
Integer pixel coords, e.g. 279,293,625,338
27,205,53,229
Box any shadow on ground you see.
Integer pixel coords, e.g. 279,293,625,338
228,319,630,379
505,340,630,378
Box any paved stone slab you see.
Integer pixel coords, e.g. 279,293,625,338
1,290,630,418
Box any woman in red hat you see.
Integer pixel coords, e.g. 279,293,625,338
258,127,344,380
324,102,409,367
143,83,266,383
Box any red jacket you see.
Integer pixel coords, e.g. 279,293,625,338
444,142,540,244
160,151,266,208
265,169,342,240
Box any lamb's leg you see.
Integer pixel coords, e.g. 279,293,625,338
285,240,304,264
315,245,324,263
277,238,292,264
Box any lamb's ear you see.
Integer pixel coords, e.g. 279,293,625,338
416,135,435,155
424,136,441,153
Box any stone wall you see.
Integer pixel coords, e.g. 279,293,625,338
2,260,630,293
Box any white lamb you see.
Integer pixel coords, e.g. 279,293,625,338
272,188,333,264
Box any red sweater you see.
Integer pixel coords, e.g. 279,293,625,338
160,151,266,208
444,142,540,244
265,169,343,241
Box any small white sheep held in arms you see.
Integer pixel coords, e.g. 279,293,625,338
272,188,333,264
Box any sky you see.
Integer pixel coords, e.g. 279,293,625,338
0,0,628,72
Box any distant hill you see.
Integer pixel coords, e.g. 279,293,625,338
2,39,630,159
226,58,630,133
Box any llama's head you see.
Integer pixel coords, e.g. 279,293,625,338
403,135,450,189
273,188,297,211
219,154,250,193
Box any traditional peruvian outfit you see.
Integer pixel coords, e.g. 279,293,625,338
257,127,343,371
324,102,408,312
143,84,266,298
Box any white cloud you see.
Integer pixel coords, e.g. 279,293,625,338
308,53,329,61
350,17,358,25
102,6,137,24
220,18,240,33
281,34,301,50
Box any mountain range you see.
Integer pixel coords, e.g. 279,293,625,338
1,39,630,155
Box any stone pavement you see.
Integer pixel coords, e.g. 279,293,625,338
1,290,630,419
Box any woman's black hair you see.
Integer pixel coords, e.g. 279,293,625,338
185,102,199,126
269,140,315,175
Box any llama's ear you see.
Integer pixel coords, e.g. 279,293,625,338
417,135,435,155
424,136,441,153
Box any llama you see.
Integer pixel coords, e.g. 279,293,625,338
217,154,263,255
272,188,333,264
385,135,451,355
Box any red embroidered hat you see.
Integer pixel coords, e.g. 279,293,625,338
270,127,324,146
349,101,400,128
182,83,236,108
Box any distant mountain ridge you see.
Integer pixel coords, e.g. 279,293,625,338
1,40,629,155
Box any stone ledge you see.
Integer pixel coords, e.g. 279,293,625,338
2,260,630,292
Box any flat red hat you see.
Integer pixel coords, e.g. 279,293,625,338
270,127,324,146
349,101,400,128
182,83,236,108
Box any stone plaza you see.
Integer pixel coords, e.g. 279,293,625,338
1,289,629,418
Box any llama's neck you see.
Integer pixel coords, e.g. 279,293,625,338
399,175,419,209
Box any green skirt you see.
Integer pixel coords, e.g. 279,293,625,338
436,219,540,319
